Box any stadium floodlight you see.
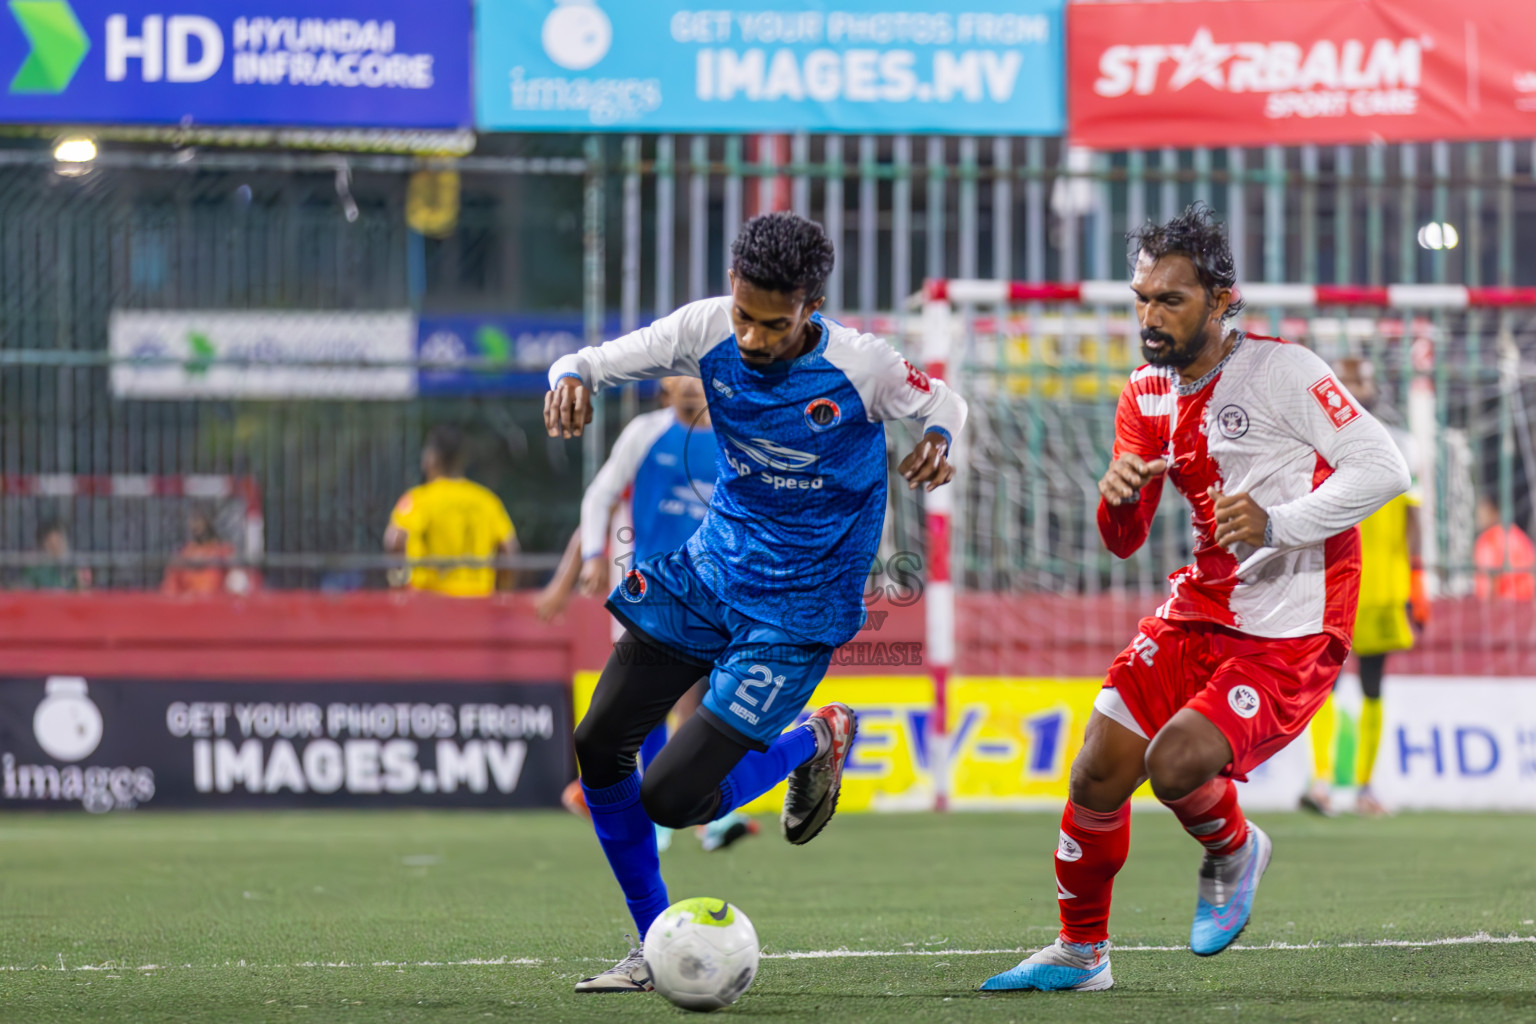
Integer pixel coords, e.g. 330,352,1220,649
1417,222,1459,250
53,136,96,164
52,136,96,176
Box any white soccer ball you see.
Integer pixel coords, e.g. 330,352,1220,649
644,897,759,1012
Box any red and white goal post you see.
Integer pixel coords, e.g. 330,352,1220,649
911,278,1536,811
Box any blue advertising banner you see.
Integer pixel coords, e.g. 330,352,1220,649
0,1,472,127
418,313,657,397
474,0,1064,134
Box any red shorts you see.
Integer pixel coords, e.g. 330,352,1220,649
1104,616,1347,780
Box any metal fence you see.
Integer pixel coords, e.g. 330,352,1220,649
2,132,1535,589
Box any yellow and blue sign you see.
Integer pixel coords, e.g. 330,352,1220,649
0,1,472,127
572,673,1154,811
474,0,1065,134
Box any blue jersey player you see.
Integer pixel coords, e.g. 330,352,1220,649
539,377,756,852
546,212,967,993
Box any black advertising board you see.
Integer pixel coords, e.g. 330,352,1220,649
0,678,573,812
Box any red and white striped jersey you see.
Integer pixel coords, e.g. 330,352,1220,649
1098,333,1411,642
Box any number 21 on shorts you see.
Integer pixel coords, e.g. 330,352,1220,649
735,664,787,713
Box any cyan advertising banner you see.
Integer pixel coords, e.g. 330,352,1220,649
474,0,1064,134
0,1,472,127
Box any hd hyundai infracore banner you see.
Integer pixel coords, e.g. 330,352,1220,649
0,1,472,127
1069,0,1536,149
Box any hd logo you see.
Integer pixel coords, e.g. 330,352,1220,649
8,1,90,94
8,5,227,95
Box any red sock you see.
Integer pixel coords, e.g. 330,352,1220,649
1055,801,1131,945
1163,777,1248,857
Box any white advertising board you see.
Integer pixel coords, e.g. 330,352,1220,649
1368,677,1536,811
110,311,417,400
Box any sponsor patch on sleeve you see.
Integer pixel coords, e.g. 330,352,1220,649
1307,376,1361,431
902,358,932,393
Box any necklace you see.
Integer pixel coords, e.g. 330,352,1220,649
1174,332,1244,397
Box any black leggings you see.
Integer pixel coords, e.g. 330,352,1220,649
572,631,754,829
1357,653,1385,700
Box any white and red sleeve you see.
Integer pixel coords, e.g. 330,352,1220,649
823,329,968,448
1263,346,1411,548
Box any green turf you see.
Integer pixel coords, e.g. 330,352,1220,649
1,810,1534,1023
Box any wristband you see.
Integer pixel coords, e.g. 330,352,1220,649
1263,519,1274,547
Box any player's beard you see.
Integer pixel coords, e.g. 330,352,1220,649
1140,326,1206,370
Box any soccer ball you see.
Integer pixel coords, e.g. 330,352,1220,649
644,897,759,1011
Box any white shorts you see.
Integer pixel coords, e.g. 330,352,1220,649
1093,686,1149,740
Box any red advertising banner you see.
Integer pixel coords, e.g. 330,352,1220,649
1068,0,1536,150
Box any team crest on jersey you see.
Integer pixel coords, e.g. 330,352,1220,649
804,397,842,432
1227,685,1261,719
620,568,648,604
1308,376,1361,431
1216,404,1249,439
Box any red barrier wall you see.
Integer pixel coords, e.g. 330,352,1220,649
956,594,1536,677
0,592,1526,681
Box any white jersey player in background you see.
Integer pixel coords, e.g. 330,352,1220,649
982,203,1410,993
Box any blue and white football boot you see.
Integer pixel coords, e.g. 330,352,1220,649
979,937,1113,992
1189,822,1273,956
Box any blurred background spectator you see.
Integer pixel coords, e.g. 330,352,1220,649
1473,496,1535,601
385,425,518,596
16,522,91,592
162,508,254,596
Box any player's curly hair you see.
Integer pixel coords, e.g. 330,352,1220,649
1127,202,1246,321
730,211,836,302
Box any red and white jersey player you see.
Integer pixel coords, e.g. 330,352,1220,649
980,203,1410,995
1102,331,1408,641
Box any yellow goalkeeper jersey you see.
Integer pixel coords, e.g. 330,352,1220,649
1353,426,1417,655
389,477,514,597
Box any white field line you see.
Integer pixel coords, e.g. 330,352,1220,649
767,933,1536,959
2,933,1532,974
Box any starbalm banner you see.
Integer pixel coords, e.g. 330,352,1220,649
1068,0,1536,149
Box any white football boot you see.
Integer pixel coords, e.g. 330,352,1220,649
573,939,653,993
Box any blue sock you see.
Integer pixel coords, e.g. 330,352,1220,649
638,722,668,774
716,725,819,816
582,772,670,937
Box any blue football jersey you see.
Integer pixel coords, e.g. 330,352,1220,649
632,420,716,560
554,297,967,647
578,408,715,563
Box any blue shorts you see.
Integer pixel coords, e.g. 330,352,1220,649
606,547,834,750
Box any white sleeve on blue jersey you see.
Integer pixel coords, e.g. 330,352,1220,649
548,297,732,391
823,330,969,450
579,409,675,561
